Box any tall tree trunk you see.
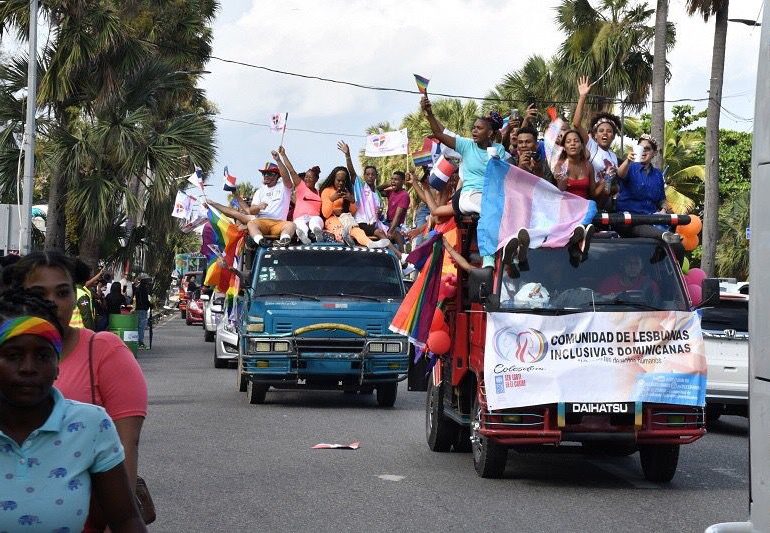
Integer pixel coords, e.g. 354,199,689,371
650,0,668,168
78,228,101,272
44,169,66,250
702,0,729,276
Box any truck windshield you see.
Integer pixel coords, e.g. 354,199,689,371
251,249,403,300
497,239,688,312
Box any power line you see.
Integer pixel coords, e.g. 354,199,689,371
215,116,367,137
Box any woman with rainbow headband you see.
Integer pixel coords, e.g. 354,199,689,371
2,252,147,532
0,289,146,532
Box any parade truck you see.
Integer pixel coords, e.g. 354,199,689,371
235,242,410,407
422,214,711,480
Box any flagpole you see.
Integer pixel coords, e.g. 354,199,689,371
280,112,288,147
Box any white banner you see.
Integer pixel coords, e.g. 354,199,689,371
484,311,706,410
364,128,409,157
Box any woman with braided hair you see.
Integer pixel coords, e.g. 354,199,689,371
0,289,145,532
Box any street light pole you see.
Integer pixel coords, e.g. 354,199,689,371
20,0,38,254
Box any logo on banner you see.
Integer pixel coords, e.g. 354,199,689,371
371,134,386,148
495,327,548,363
494,375,505,394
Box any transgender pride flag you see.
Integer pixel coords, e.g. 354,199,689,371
477,158,596,257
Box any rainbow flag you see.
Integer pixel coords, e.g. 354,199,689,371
389,232,443,348
413,74,430,94
204,206,245,292
412,137,439,168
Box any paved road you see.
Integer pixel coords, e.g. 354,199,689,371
138,318,749,532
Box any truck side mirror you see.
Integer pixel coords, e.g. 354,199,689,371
468,267,494,304
700,278,720,307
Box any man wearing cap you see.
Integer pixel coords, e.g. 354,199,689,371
247,162,296,247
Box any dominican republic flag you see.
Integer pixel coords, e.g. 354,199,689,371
187,166,205,194
477,158,596,257
412,137,440,167
365,128,409,157
429,154,458,191
223,166,237,192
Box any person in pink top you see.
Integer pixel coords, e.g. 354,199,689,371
271,147,324,244
379,171,410,249
3,251,147,532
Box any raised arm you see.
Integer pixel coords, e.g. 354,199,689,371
572,76,592,143
421,95,456,150
521,103,538,129
617,150,634,180
406,172,454,219
277,145,303,187
337,141,358,179
271,148,297,189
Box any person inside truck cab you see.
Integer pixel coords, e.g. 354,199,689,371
598,254,660,297
320,167,391,249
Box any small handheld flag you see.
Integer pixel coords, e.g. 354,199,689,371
223,166,237,192
412,137,439,167
413,74,430,94
187,166,205,194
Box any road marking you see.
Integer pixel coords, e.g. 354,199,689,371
377,474,405,482
587,460,659,489
711,467,745,480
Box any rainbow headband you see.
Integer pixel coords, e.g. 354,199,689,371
0,316,63,356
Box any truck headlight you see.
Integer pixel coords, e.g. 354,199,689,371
369,343,384,353
386,342,402,353
273,341,291,353
248,340,271,353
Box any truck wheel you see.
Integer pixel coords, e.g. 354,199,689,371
706,403,723,424
425,380,457,452
236,359,248,392
376,382,398,407
204,329,215,342
246,381,268,404
639,444,680,483
471,396,507,478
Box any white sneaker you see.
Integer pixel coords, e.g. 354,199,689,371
296,228,311,245
367,238,391,249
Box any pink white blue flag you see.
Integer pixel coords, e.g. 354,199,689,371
477,159,596,257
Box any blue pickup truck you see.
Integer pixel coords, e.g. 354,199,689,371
236,243,410,407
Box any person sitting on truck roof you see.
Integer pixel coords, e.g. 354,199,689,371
320,167,391,249
378,171,410,250
270,147,324,244
245,162,296,247
616,134,685,262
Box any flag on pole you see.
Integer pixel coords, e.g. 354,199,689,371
187,166,205,194
411,137,440,167
204,206,245,292
364,128,409,157
223,166,237,192
413,74,430,94
428,154,459,191
269,112,288,133
171,191,192,219
477,158,597,257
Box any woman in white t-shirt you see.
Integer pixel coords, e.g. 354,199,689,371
572,76,621,209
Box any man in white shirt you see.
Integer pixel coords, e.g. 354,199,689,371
247,162,296,246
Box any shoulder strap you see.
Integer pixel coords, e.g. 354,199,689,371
88,332,97,405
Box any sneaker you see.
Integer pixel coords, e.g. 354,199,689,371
258,238,271,248
246,235,259,249
296,228,311,245
367,238,391,249
661,231,680,245
517,228,530,265
342,225,356,246
568,225,585,264
402,263,416,276
502,237,519,266
581,224,596,261
312,228,325,243
275,236,291,247
137,343,147,350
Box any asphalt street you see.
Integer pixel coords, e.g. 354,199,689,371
137,317,750,533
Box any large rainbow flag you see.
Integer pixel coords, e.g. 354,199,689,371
203,206,246,292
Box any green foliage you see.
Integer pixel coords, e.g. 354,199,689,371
693,129,751,199
715,190,749,279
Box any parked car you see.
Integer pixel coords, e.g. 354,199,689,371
178,271,204,319
215,318,239,369
701,291,749,421
185,291,205,326
204,293,225,342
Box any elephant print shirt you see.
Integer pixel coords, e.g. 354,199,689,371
0,388,124,532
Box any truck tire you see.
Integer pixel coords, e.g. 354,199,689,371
426,380,457,452
639,444,680,482
204,329,215,342
376,382,398,407
236,359,248,392
246,381,268,404
471,395,508,478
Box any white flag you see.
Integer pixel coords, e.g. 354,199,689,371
364,128,408,157
187,166,205,193
269,112,288,133
171,191,192,219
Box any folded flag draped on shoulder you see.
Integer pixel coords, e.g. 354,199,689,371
365,128,409,157
389,232,444,349
429,154,459,192
411,137,441,167
413,74,430,94
477,159,596,257
204,205,246,292
223,166,237,192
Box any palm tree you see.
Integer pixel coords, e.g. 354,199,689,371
483,55,568,117
685,0,729,276
715,190,749,279
555,0,675,117
650,0,669,168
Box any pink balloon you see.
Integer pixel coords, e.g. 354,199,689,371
687,283,702,306
687,268,707,286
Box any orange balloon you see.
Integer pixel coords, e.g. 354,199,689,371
682,233,699,251
430,309,446,332
427,330,451,355
687,215,702,235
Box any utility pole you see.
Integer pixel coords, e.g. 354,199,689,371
20,0,38,254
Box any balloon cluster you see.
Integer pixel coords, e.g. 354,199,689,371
438,273,458,302
683,267,706,306
676,215,702,252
